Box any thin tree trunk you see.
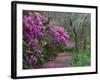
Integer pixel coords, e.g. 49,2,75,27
73,29,79,53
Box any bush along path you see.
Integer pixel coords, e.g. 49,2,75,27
41,51,72,68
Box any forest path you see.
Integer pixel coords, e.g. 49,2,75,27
41,51,72,68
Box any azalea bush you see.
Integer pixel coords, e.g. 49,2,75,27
23,11,70,69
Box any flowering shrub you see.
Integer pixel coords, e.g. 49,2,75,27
23,11,70,69
47,21,70,46
23,11,47,68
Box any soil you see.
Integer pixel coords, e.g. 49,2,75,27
41,51,72,68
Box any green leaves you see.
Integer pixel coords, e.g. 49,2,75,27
38,57,46,64
26,50,34,55
72,50,90,66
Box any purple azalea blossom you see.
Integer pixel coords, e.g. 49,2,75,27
48,22,70,46
23,11,47,49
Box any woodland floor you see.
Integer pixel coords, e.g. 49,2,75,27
41,51,72,68
38,40,74,68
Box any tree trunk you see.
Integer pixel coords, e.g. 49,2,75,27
73,29,79,53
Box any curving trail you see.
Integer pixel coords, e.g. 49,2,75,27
41,51,72,68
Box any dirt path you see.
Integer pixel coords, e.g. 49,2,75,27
41,51,72,68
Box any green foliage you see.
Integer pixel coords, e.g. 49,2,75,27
23,40,28,51
23,60,28,69
70,32,76,40
37,56,46,64
72,50,90,66
43,44,65,61
64,47,76,52
56,44,65,52
23,39,36,55
43,45,57,60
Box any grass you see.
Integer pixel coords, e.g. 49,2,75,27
72,50,91,67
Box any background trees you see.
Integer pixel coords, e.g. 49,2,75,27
43,11,91,53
